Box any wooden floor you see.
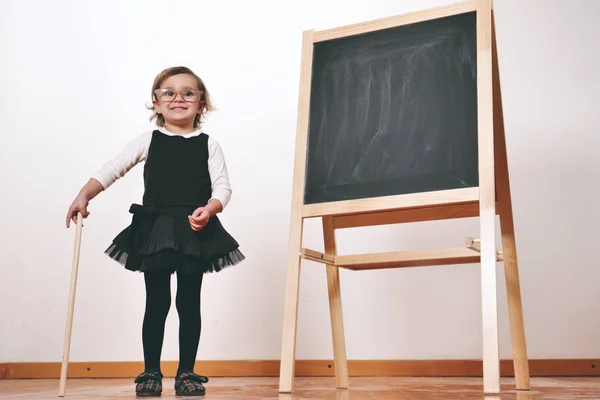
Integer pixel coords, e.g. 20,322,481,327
1,377,600,399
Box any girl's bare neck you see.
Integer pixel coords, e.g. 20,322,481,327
164,122,196,135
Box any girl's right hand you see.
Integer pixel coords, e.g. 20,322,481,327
66,194,90,228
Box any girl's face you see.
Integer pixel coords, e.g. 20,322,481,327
153,73,204,130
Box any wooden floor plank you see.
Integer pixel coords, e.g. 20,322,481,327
1,377,599,399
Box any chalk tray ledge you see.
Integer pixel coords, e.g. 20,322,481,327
301,238,503,271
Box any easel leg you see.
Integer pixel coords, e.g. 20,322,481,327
323,216,349,389
480,173,501,395
279,216,304,393
279,27,315,394
477,0,500,394
492,11,531,391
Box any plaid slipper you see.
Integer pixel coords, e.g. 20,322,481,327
174,372,209,396
134,370,163,397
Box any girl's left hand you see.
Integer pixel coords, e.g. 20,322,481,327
189,207,211,231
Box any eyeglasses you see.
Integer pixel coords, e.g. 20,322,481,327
154,88,203,102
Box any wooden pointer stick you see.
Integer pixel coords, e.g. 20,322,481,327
59,212,83,397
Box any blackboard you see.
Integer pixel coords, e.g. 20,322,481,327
304,11,479,205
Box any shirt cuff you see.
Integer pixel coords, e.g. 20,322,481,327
91,163,120,190
208,192,231,211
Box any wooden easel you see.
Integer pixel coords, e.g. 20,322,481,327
278,0,530,395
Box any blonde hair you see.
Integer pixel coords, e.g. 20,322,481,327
148,66,214,128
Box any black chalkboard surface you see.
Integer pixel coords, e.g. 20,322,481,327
304,11,478,205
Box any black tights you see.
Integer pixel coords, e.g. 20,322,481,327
142,270,204,376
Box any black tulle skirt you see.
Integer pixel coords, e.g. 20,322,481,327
105,204,245,274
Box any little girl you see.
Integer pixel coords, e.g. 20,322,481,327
65,66,245,397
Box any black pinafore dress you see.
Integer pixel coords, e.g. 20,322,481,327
104,130,245,274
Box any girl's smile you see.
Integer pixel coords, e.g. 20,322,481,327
170,105,189,112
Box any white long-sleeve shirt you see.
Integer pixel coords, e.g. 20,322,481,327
92,126,232,209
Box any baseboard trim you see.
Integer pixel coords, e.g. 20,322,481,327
4,359,600,379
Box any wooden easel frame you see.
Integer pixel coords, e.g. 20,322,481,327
278,0,529,395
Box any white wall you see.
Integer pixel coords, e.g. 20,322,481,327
2,0,599,364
